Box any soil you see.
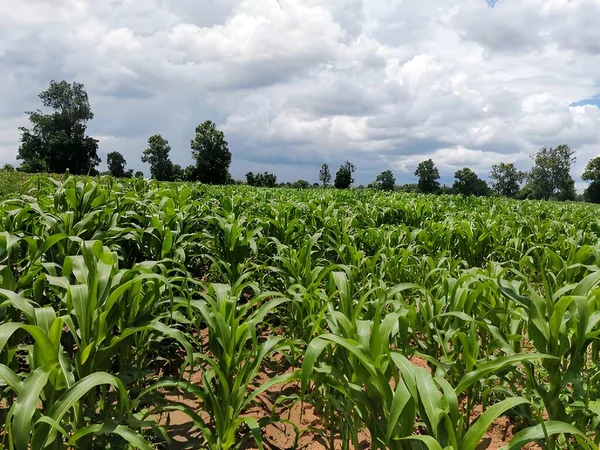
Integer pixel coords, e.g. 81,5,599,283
157,355,543,450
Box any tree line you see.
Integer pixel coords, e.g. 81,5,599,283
14,80,233,184
8,80,600,203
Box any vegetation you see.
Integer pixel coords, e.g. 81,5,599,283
453,167,490,196
319,163,331,187
415,159,440,194
17,80,100,174
527,144,576,200
334,160,356,189
489,162,524,198
141,134,175,182
373,169,396,191
582,157,600,203
190,120,232,185
0,173,600,449
246,171,277,187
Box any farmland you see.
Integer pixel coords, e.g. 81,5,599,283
1,174,600,449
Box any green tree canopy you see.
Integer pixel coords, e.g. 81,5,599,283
489,162,524,197
191,120,232,185
293,179,311,189
374,170,396,191
141,134,174,181
319,163,331,187
334,161,356,189
414,159,440,194
17,80,100,174
453,167,490,197
106,151,127,178
528,144,576,200
246,171,277,187
582,156,600,203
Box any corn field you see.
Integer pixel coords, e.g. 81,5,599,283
1,174,600,449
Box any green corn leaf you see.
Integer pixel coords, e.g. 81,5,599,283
14,368,49,450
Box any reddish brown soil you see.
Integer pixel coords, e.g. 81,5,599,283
157,355,543,450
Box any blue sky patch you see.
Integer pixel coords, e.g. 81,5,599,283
571,96,600,107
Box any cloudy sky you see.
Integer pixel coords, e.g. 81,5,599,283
1,0,600,187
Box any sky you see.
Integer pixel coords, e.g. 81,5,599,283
1,0,600,188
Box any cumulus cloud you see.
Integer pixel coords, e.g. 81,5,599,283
1,0,600,187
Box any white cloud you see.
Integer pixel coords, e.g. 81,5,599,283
1,0,600,186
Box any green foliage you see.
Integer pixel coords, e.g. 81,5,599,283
490,162,524,197
373,169,396,191
141,134,174,181
453,167,490,196
106,151,127,178
415,159,440,194
319,163,331,187
334,160,356,189
246,171,277,187
17,80,100,175
528,144,576,200
190,120,231,185
1,174,600,450
292,179,310,189
582,157,600,203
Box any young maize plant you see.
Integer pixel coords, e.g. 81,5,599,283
1,174,600,449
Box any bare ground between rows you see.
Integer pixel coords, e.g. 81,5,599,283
157,355,542,450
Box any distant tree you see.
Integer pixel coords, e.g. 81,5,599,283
182,165,198,182
141,134,174,181
414,159,440,194
334,161,356,189
397,183,419,193
312,182,320,187
246,171,277,187
582,156,600,203
489,162,524,197
106,151,127,178
439,185,454,195
134,171,144,178
124,169,134,178
374,170,396,191
190,120,231,185
319,163,331,187
172,164,184,181
17,80,100,174
453,168,490,196
293,179,310,189
528,144,576,200
1,164,15,172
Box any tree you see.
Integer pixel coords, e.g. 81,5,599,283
489,162,524,197
292,179,310,189
182,165,198,182
106,151,127,178
246,171,277,187
453,167,490,196
172,164,184,181
414,159,440,194
190,120,232,185
17,80,100,174
141,134,174,181
334,161,356,189
1,164,15,172
528,144,576,200
374,170,396,191
319,164,331,187
582,156,600,203
134,171,144,178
